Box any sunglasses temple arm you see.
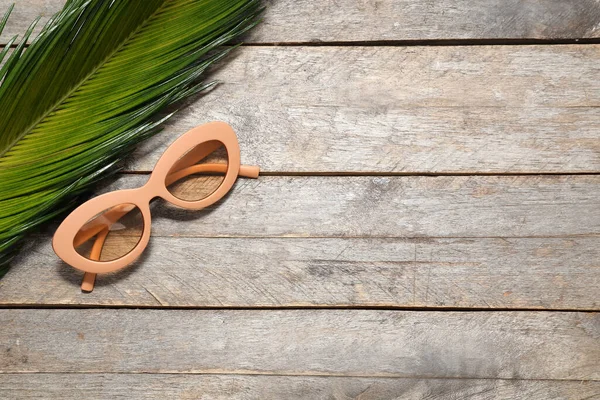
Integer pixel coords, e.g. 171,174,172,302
169,140,259,179
166,163,260,186
81,227,109,292
169,141,223,175
239,164,260,178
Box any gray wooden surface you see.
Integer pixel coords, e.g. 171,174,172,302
129,45,600,174
1,375,598,400
1,1,599,399
33,175,599,238
2,236,598,309
1,310,598,379
3,0,600,43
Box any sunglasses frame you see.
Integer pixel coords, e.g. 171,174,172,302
53,121,259,281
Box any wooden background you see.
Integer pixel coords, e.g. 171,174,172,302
1,1,599,399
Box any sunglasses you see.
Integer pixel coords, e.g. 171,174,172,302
53,121,259,292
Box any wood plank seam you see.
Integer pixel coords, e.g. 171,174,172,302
0,305,598,313
121,171,600,176
239,38,600,47
0,372,598,382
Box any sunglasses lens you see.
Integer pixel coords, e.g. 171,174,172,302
165,140,228,201
73,203,144,262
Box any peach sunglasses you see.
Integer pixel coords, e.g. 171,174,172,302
53,121,259,292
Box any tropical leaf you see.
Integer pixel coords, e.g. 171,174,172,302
0,0,262,276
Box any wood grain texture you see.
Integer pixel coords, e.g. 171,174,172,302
3,0,600,44
1,374,598,400
0,0,63,44
3,0,600,396
1,309,598,379
65,174,600,238
247,0,600,42
2,237,599,310
130,46,600,173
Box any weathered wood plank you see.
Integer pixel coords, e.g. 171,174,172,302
64,175,600,238
0,0,63,44
130,46,600,173
248,0,600,42
3,0,600,44
1,309,598,379
1,374,598,400
2,237,598,310
3,21,599,173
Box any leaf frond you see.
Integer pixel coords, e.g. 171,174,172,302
0,0,263,274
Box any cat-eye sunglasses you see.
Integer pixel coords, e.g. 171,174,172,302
53,121,259,292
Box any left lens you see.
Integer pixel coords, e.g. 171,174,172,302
73,203,144,262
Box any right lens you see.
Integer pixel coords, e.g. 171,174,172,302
165,140,228,201
73,203,144,262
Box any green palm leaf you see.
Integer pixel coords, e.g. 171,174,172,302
0,0,262,276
